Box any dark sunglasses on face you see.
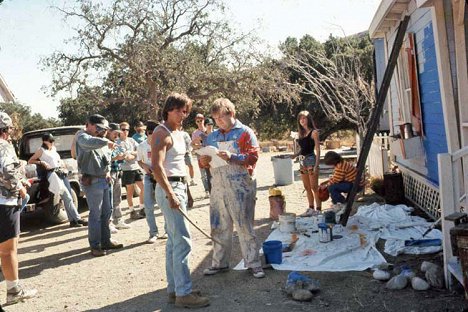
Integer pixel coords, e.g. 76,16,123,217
121,128,130,132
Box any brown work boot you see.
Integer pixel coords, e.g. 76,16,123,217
90,248,106,257
168,290,202,304
175,293,210,308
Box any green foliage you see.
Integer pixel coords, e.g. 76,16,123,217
44,0,297,126
0,102,62,139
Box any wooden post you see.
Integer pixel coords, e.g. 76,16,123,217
340,15,410,226
438,153,455,288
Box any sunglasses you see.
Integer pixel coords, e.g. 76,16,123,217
121,128,130,132
196,120,203,123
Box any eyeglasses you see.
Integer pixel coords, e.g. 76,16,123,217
196,120,203,123
121,128,130,132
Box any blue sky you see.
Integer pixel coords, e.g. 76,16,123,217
0,0,381,119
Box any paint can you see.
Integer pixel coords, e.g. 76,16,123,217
279,213,296,233
318,223,333,243
262,240,283,264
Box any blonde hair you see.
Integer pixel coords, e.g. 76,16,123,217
211,98,236,116
119,122,130,128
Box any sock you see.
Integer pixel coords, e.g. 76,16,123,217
6,280,19,291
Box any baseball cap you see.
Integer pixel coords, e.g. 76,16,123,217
0,112,13,128
108,123,122,132
204,118,214,125
88,114,110,130
42,133,55,142
195,113,204,119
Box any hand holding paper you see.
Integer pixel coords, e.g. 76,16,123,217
195,146,228,168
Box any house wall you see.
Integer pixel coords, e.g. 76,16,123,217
379,7,448,184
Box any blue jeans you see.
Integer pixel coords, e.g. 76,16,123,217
155,181,192,296
47,173,80,222
143,174,159,237
328,181,354,204
200,168,211,192
83,178,112,249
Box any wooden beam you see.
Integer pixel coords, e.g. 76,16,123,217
456,0,466,25
340,15,411,226
432,0,460,153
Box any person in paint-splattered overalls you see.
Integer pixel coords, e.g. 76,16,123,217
200,98,265,279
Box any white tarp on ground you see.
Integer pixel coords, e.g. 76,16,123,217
234,203,442,272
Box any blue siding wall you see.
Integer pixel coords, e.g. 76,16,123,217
415,22,448,184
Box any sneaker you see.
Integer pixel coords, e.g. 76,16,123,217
175,293,210,308
190,180,197,186
251,266,265,278
5,285,37,306
299,208,315,217
69,220,83,228
147,236,158,244
168,290,202,304
203,266,229,276
77,219,88,226
102,241,124,250
109,224,118,234
90,248,107,257
130,210,145,220
159,232,168,239
115,221,131,230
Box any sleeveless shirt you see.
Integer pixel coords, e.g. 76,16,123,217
297,130,315,156
159,124,187,177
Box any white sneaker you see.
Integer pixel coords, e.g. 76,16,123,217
115,221,131,230
251,267,265,278
109,224,118,234
6,285,38,306
147,236,158,244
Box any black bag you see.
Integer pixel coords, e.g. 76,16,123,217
55,168,68,179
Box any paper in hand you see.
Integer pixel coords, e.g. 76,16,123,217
195,146,228,168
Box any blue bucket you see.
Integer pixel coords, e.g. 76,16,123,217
263,240,282,264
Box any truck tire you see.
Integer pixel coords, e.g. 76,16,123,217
44,188,78,224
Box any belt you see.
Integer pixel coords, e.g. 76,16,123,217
167,176,187,183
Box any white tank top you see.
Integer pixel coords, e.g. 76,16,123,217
159,124,187,177
39,147,62,168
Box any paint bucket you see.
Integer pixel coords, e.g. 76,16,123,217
324,210,336,224
279,213,296,233
318,223,332,243
262,240,283,264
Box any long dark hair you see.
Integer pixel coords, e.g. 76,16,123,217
297,111,317,138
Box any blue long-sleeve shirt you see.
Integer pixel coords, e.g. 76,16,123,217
75,130,111,177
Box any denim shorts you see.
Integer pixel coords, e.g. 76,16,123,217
299,154,317,174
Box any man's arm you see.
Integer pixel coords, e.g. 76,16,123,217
76,132,109,151
151,128,180,209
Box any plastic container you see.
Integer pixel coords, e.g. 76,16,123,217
279,213,296,232
263,240,283,264
271,155,294,185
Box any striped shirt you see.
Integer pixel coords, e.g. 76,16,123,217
329,161,358,184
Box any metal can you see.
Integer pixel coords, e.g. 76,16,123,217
318,223,332,243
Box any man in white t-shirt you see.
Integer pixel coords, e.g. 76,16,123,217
137,120,166,243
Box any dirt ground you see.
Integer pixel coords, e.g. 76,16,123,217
1,152,468,312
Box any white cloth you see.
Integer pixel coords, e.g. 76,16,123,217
48,172,66,195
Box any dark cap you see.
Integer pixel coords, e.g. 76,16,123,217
88,114,110,129
108,123,122,132
42,132,55,142
204,118,214,125
135,121,146,129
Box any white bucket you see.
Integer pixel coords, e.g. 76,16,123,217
271,155,294,185
279,213,296,233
